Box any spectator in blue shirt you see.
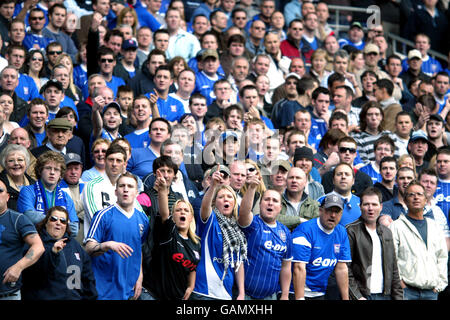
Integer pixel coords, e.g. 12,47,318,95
97,46,125,98
23,8,53,51
145,65,184,123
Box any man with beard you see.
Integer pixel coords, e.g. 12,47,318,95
272,73,303,130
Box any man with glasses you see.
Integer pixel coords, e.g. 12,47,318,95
23,8,53,51
354,43,390,90
17,150,79,235
97,47,126,98
280,19,304,59
45,42,64,76
321,136,373,198
390,181,448,300
246,19,266,57
360,136,395,184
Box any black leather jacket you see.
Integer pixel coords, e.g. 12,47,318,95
346,217,403,300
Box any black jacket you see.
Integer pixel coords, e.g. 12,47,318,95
0,170,35,212
322,169,373,198
21,230,97,300
345,217,403,300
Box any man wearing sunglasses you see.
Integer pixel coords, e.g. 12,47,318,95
23,8,53,51
97,47,125,98
390,181,448,300
321,136,373,198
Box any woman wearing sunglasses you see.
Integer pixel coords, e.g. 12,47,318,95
21,206,97,300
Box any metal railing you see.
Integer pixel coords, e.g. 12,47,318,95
326,4,448,62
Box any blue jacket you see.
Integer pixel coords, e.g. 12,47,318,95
21,230,97,300
381,196,407,220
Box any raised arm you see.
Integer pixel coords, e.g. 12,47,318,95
200,165,225,221
237,174,260,227
155,169,170,222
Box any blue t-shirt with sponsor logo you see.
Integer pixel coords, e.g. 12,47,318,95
291,218,351,296
240,215,292,299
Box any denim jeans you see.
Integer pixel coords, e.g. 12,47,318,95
245,292,277,300
367,293,392,300
0,290,21,300
139,288,157,300
189,292,221,300
403,286,438,300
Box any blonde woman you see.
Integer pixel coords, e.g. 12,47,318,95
191,165,247,300
309,48,330,84
54,53,81,103
397,154,417,178
117,6,139,37
141,171,201,300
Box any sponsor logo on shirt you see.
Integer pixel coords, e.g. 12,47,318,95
264,240,287,252
312,257,337,267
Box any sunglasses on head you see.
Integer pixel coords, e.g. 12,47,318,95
49,215,67,224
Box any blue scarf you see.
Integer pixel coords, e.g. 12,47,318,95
34,180,67,215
